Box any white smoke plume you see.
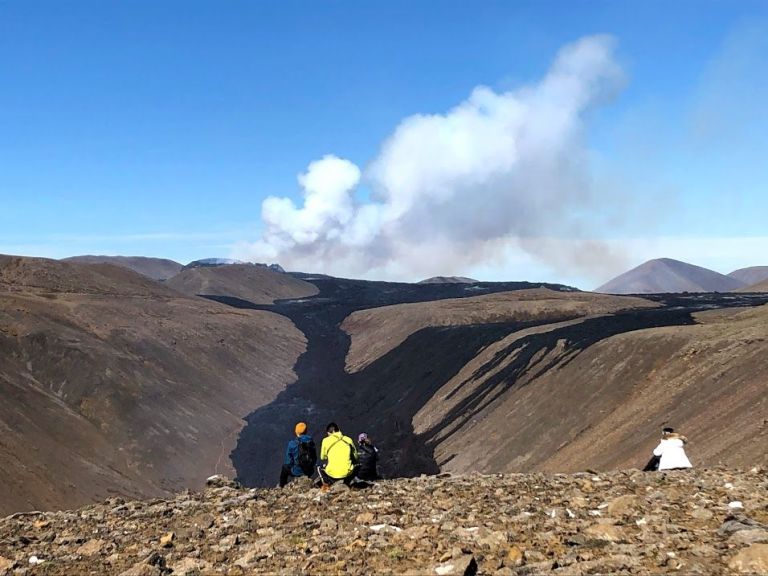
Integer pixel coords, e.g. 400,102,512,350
235,35,628,281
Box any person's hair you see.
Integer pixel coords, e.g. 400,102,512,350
662,427,674,434
326,422,339,434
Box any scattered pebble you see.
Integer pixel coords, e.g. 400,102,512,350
0,468,763,575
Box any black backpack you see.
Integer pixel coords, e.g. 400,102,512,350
297,438,317,474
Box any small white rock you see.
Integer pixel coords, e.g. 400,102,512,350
29,556,44,565
724,483,734,489
728,501,744,509
636,517,648,526
435,564,455,575
566,508,575,518
370,524,402,533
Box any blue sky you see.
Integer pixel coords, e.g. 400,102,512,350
1,0,767,287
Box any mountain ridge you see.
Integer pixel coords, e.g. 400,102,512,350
61,255,183,281
729,266,768,286
596,258,745,294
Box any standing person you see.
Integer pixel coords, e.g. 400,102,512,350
356,433,380,481
317,422,358,489
279,422,317,487
652,427,692,471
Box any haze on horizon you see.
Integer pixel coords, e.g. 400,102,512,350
1,1,767,289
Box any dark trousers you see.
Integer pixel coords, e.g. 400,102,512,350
642,455,660,472
317,465,356,486
357,469,379,481
279,464,298,487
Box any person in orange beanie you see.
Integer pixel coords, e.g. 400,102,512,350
279,421,317,487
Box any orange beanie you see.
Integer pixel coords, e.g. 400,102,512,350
295,422,307,436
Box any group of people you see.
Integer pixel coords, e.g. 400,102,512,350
279,421,379,489
280,422,690,487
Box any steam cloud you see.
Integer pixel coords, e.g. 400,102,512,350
235,35,627,281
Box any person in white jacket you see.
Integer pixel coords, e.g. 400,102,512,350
652,427,692,470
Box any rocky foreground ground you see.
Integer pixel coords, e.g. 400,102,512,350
1,468,767,575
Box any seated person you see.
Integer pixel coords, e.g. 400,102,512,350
652,426,692,471
279,422,316,487
317,422,358,488
356,433,380,481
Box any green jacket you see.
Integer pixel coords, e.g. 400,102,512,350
320,431,358,479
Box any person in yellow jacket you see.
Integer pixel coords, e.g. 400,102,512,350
317,422,358,488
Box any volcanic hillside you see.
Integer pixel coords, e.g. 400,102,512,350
61,255,183,281
596,258,745,294
737,278,768,293
337,289,768,476
341,288,658,372
4,258,768,518
0,255,305,515
220,275,768,488
418,276,479,284
165,264,318,304
411,299,768,475
729,266,768,286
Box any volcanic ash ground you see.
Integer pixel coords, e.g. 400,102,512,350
1,468,767,575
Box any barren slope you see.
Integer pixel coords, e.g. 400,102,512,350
596,258,745,294
0,256,305,515
165,264,318,304
342,289,658,372
62,255,183,281
729,265,768,286
736,278,768,292
413,302,768,474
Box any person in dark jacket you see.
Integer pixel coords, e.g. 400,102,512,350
356,433,379,481
279,422,316,487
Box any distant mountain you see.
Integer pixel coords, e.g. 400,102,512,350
183,258,245,268
735,278,768,293
183,258,285,273
595,258,746,294
418,276,478,284
166,263,317,304
62,255,182,280
728,266,768,286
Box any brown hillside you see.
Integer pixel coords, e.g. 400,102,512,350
165,264,318,304
0,256,305,515
413,303,768,474
61,255,183,281
736,278,768,292
342,288,658,372
596,257,746,293
0,255,175,296
729,265,768,286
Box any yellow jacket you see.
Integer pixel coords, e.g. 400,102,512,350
320,431,358,479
